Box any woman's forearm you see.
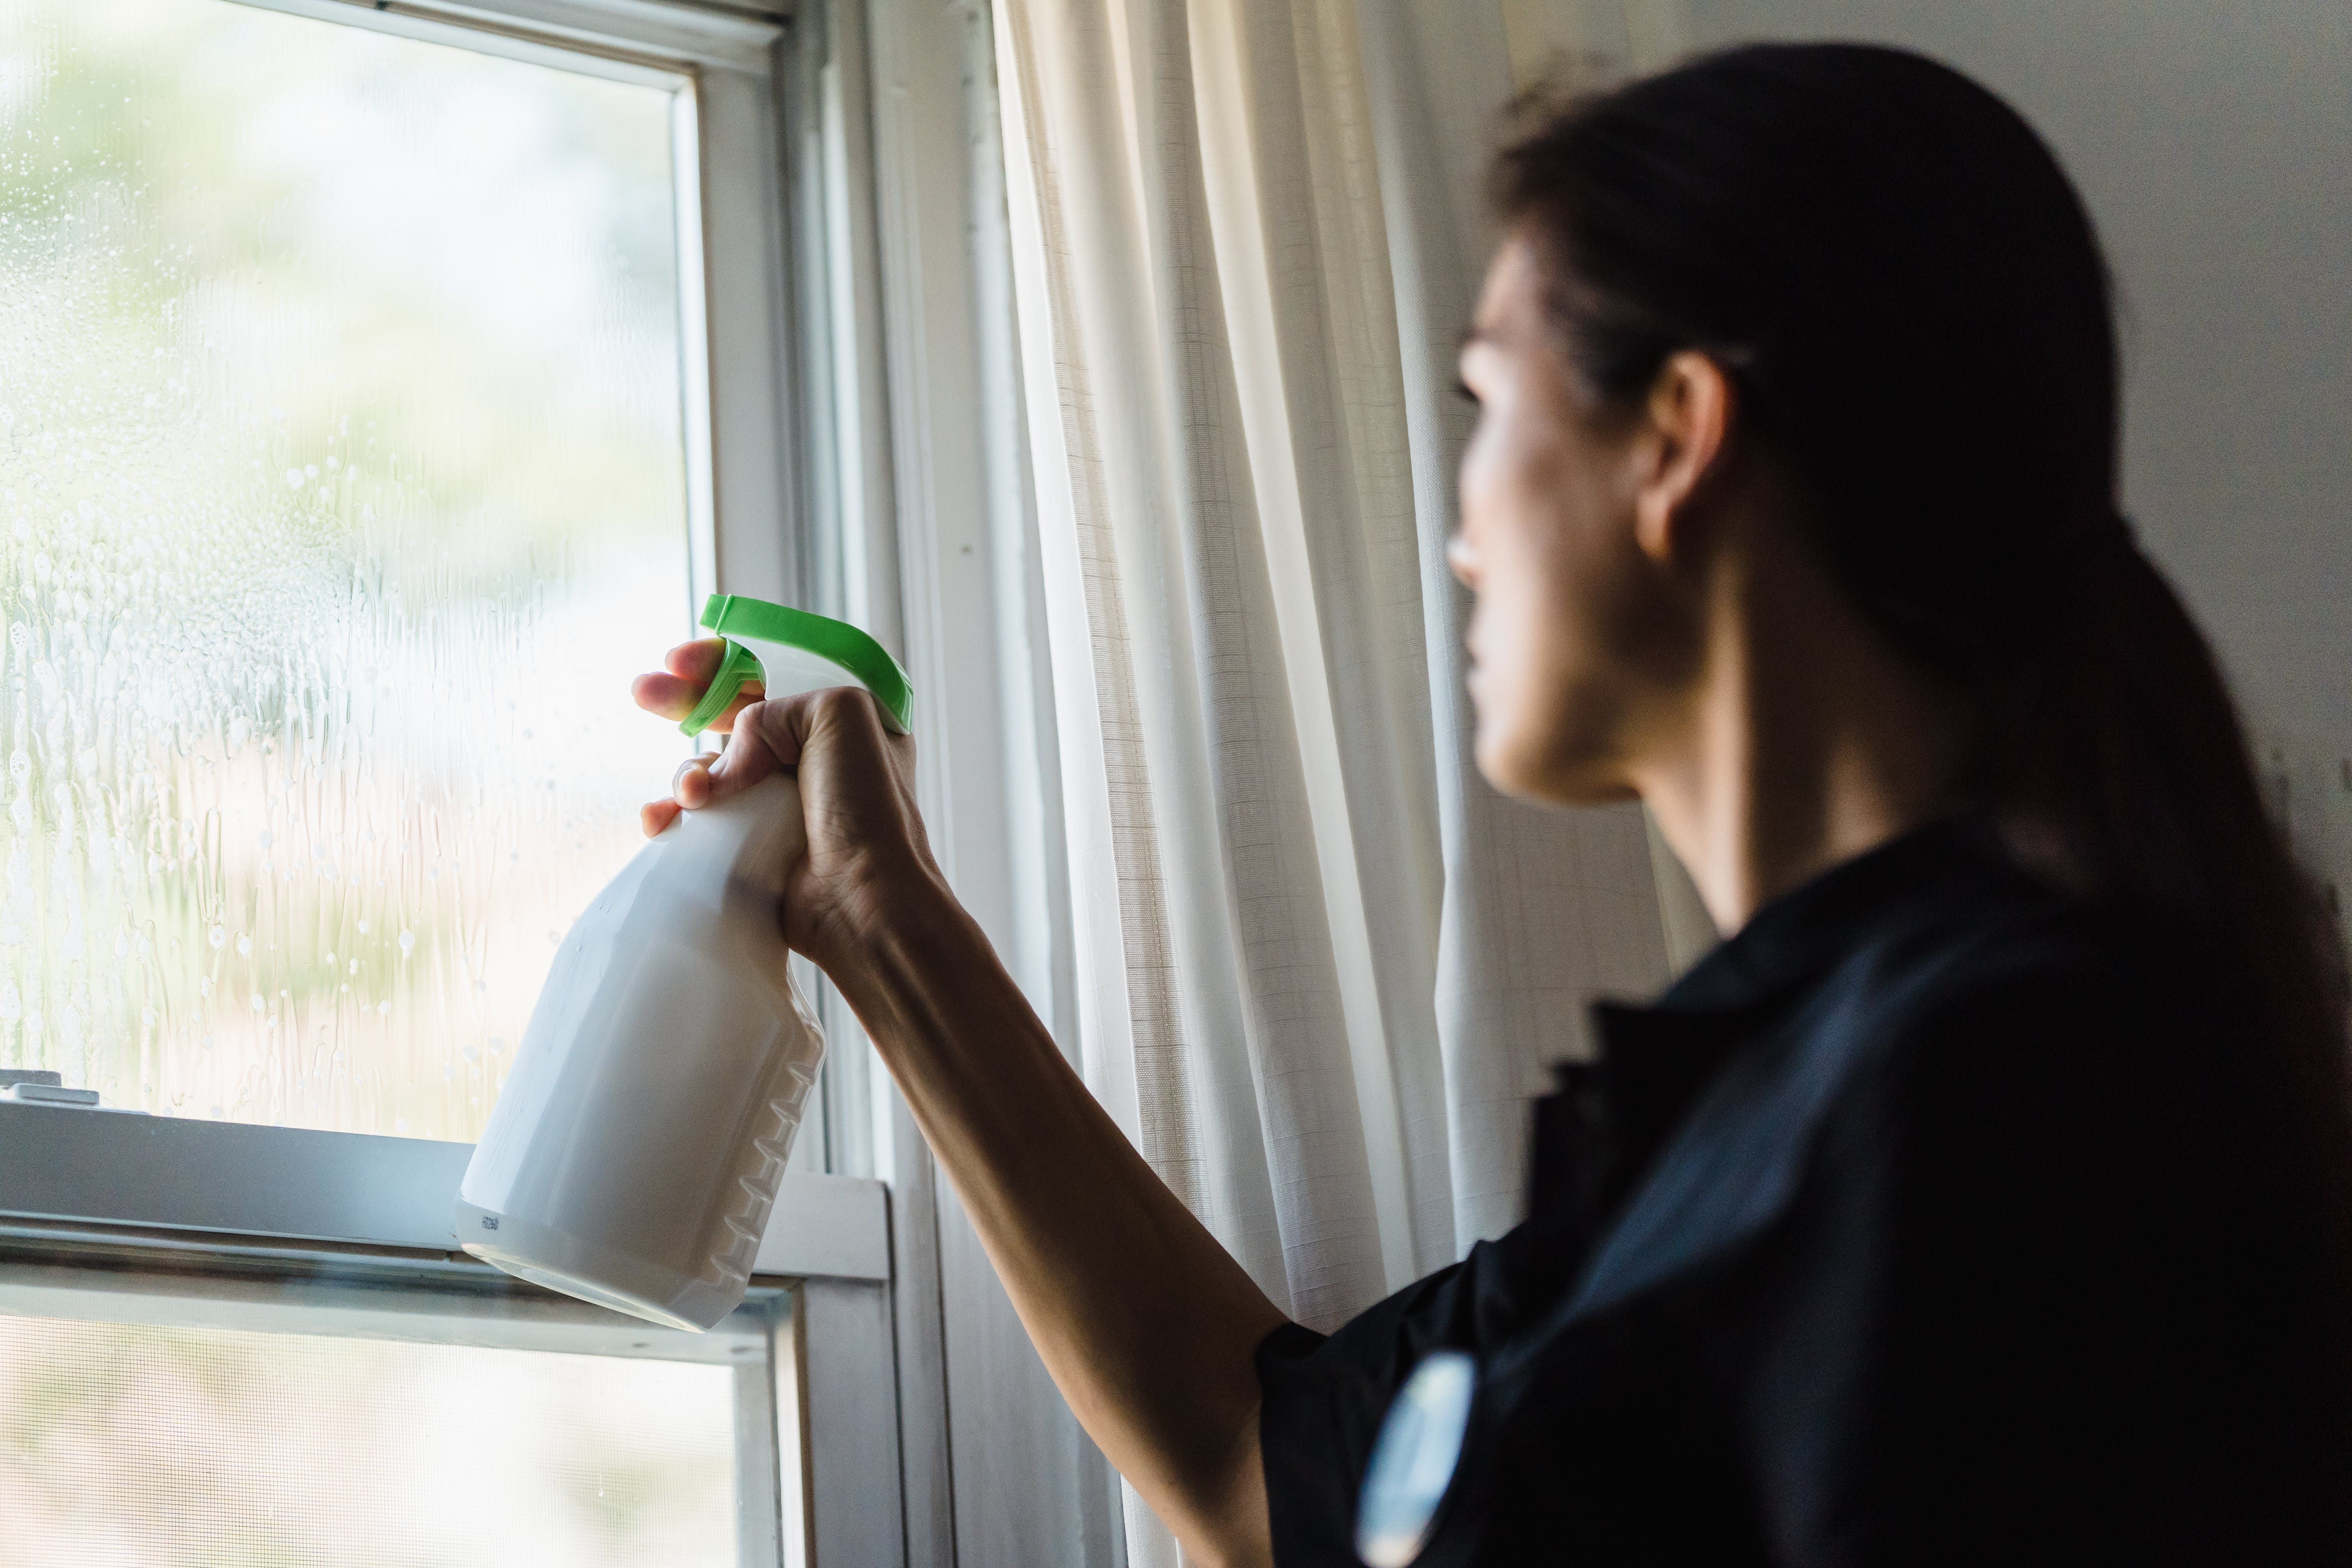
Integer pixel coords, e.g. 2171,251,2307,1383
825,884,1286,1567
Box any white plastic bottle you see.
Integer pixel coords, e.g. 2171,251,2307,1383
457,595,910,1331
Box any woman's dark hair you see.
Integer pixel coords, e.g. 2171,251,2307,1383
1491,45,2349,1205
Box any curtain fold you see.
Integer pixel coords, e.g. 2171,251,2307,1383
992,0,1692,1554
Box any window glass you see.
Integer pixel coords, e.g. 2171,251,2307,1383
0,0,692,1136
0,1311,739,1565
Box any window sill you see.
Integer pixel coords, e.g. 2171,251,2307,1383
0,1100,889,1286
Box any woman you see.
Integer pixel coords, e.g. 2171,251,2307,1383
637,43,2352,1566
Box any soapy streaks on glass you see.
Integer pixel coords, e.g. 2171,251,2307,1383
0,0,691,1138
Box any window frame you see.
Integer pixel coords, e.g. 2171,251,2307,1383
0,2,915,1564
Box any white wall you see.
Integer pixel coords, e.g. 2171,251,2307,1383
1682,1,2352,752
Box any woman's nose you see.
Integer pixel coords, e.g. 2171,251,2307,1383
1446,530,1479,588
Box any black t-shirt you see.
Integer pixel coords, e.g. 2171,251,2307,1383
1257,819,2352,1566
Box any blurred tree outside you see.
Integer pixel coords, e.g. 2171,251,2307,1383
0,0,695,1137
0,1311,739,1566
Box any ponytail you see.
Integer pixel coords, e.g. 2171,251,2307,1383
2000,518,2351,1192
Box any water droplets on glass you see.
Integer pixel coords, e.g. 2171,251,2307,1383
0,0,691,1137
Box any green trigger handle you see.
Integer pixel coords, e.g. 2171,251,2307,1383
678,639,763,738
675,594,914,739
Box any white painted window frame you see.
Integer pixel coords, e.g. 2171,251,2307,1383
0,1102,897,1567
0,2,918,1565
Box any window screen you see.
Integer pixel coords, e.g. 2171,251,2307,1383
0,0,694,1138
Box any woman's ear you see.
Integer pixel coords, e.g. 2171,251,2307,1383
1633,351,1735,566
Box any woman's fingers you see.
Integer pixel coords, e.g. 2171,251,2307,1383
632,639,764,732
636,737,773,837
704,702,787,793
678,739,777,803
631,670,701,722
671,755,719,809
630,639,726,720
630,673,767,732
634,688,917,865
665,638,729,682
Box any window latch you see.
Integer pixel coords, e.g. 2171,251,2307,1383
0,1068,109,1110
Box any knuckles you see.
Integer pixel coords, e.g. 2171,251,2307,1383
799,685,882,730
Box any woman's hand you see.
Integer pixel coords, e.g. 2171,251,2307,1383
633,638,1282,1568
632,638,947,974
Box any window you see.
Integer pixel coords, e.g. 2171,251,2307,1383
0,1304,742,1564
1,3,910,1564
0,0,690,1142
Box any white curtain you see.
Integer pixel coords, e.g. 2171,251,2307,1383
990,0,1705,1556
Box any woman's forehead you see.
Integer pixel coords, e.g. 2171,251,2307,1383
1473,237,1544,332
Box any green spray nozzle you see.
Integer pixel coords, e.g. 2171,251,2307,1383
678,594,914,738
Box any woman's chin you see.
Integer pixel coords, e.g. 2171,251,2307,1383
1473,726,1630,808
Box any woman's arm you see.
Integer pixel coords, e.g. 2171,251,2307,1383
840,882,1286,1566
636,650,1287,1568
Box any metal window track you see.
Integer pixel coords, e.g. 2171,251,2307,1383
0,1101,889,1286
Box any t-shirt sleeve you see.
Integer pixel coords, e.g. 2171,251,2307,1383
1256,1074,1619,1566
1253,1321,1354,1568
1256,1236,1535,1567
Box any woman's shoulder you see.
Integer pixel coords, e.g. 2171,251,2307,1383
1800,867,2260,1166
1685,845,2248,1190
1652,816,2238,1103
1798,871,2322,1294
1567,853,2273,1324
1802,842,2242,1101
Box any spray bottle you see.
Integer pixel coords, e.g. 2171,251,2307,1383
455,593,911,1331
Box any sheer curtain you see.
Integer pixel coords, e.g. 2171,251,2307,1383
990,0,1704,1555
